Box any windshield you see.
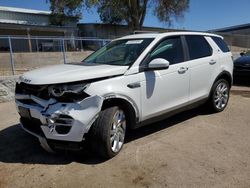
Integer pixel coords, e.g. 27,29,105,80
83,38,154,66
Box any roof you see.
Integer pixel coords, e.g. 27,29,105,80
0,6,50,15
78,23,172,29
118,31,222,40
211,23,250,33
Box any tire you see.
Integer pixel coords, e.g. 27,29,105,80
88,106,126,159
208,79,230,112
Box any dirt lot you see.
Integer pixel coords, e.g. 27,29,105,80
0,90,250,188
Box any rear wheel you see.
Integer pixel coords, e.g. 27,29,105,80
208,79,230,112
89,106,126,159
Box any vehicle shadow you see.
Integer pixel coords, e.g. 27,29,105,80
0,124,107,165
125,106,210,143
0,106,211,165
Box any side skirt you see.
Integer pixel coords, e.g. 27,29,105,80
134,98,208,129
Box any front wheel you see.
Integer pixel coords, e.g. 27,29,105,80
89,106,126,159
208,79,230,112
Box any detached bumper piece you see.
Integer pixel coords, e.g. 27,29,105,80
16,93,104,144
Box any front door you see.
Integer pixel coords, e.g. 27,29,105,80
140,36,190,121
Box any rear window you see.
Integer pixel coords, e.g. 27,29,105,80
186,35,212,60
211,36,230,52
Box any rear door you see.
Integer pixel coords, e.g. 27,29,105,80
184,35,216,102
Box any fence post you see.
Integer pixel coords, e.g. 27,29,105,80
62,39,66,64
36,37,39,52
80,39,83,51
8,36,15,75
248,35,250,51
230,34,233,51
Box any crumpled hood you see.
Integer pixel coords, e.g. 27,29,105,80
20,63,129,85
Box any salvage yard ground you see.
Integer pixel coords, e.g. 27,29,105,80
0,88,250,188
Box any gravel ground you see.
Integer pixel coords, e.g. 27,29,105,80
0,91,250,188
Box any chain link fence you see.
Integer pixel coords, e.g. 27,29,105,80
1,33,250,77
0,36,111,77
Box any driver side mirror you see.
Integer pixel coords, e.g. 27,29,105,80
147,58,170,70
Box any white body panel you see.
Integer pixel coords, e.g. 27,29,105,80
188,37,221,102
180,36,232,104
20,64,129,85
85,74,141,119
140,62,190,121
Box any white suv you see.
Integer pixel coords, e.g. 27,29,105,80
15,32,233,158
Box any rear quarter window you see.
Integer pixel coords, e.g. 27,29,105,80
185,35,212,60
211,36,230,52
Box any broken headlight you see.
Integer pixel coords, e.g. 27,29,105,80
48,83,89,98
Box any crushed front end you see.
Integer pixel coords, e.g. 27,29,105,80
15,82,103,152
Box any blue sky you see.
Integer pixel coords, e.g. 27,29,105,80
0,0,250,31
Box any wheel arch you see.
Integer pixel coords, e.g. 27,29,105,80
101,96,138,129
209,71,232,98
213,71,233,88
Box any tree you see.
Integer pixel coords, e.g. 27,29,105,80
93,0,190,30
47,0,84,26
48,0,189,30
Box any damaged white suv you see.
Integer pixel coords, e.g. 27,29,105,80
15,32,233,158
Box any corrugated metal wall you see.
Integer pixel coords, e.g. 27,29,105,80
0,11,49,26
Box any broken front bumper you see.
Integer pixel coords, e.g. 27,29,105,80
15,94,103,142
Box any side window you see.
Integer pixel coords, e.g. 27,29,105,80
150,37,184,65
211,36,230,52
185,35,212,60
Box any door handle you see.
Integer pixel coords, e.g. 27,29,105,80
209,60,216,65
178,67,188,74
127,82,141,89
